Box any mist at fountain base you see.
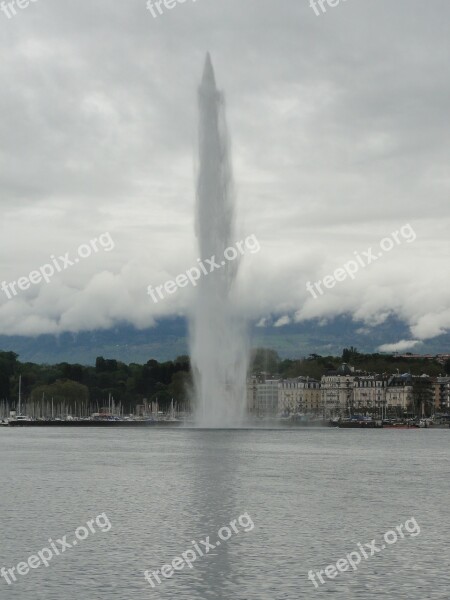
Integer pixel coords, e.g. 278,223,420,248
190,301,249,428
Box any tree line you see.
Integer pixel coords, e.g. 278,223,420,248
251,346,450,379
0,351,191,413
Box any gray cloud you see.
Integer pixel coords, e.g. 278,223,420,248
0,0,449,343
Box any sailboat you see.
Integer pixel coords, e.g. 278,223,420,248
12,375,31,423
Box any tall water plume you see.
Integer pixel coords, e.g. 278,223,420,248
189,54,248,428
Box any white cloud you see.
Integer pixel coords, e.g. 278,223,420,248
274,316,291,328
378,340,421,353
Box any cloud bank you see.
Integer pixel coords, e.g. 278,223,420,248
0,0,449,346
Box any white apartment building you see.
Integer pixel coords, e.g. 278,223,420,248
278,377,321,415
320,364,355,417
247,379,280,416
385,374,413,411
353,376,386,411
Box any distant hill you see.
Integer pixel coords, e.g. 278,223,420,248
0,315,448,365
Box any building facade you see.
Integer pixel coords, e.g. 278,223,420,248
247,379,280,416
353,376,387,412
385,374,413,411
278,377,321,415
434,377,450,411
247,367,440,418
320,364,355,417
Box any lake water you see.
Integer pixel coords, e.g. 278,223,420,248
0,428,449,599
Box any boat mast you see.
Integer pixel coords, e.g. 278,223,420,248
18,375,22,416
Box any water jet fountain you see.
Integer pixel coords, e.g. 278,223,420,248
189,54,249,428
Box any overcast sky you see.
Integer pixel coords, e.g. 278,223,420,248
0,0,449,351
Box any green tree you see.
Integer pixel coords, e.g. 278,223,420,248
250,348,280,374
31,380,89,404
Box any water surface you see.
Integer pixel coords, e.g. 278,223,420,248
0,428,448,599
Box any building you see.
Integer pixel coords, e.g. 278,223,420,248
246,376,258,415
247,377,280,417
255,380,280,416
320,364,355,417
411,375,434,417
247,364,440,419
434,377,450,411
303,378,321,414
278,377,321,415
386,374,413,412
353,375,387,413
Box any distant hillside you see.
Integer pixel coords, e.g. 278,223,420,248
0,315,448,365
